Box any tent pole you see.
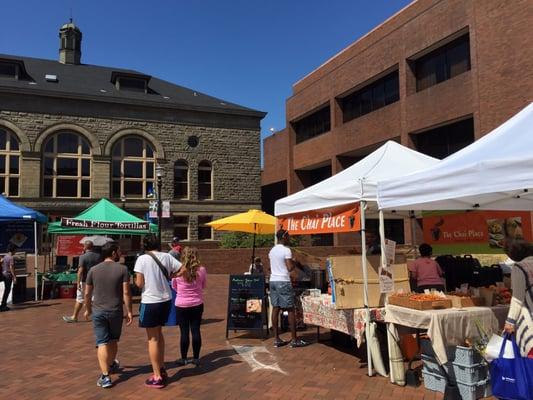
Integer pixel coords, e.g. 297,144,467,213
360,201,372,377
252,224,257,265
410,210,417,252
379,210,386,265
34,220,38,302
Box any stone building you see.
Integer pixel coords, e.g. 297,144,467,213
0,21,265,244
262,0,533,246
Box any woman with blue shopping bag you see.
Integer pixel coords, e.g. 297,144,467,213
492,239,533,399
490,334,533,400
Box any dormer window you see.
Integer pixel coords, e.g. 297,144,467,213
111,71,151,94
0,59,31,81
0,62,19,79
118,77,146,92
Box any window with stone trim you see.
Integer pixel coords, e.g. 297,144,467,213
198,215,213,240
111,136,156,199
174,160,189,199
42,132,91,198
198,160,212,200
173,215,189,241
0,127,20,197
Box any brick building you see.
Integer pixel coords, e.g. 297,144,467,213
0,21,265,244
262,0,533,245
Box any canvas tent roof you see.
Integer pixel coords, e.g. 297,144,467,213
274,141,439,216
48,198,156,235
377,103,533,211
0,195,47,223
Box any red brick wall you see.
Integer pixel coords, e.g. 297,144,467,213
197,246,358,275
261,128,289,186
263,0,533,229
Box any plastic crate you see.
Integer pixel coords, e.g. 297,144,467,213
420,338,455,361
452,362,488,385
422,370,447,393
454,346,483,366
421,354,455,381
456,379,488,400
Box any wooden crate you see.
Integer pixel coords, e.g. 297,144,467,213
388,296,452,310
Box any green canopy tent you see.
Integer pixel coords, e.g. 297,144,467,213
48,199,157,235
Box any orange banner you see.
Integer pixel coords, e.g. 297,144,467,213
423,211,532,248
277,205,361,235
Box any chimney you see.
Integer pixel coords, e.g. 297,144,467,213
59,19,82,65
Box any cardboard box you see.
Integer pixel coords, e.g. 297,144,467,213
447,295,485,308
330,255,410,309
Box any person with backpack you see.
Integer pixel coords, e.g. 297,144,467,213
134,235,181,388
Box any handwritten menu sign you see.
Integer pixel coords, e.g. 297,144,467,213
226,274,266,338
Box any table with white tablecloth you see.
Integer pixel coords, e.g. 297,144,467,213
384,304,509,385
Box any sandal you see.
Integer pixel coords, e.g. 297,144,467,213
273,339,288,348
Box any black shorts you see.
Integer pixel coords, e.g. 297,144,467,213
139,300,171,328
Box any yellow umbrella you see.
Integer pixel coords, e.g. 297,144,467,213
207,209,276,261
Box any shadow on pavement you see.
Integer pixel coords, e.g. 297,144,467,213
168,348,242,382
201,318,224,325
112,349,242,386
11,302,61,310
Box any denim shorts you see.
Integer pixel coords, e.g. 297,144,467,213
139,301,171,328
269,281,295,308
92,310,124,346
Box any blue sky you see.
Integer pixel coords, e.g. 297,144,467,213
0,0,411,147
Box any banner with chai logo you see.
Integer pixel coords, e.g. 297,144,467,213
277,205,361,235
423,210,532,254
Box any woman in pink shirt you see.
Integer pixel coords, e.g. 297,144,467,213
171,247,207,366
409,243,445,293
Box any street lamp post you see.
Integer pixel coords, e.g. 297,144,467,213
120,195,126,210
155,165,164,249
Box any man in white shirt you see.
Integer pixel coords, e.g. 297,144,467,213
134,235,181,389
268,229,308,348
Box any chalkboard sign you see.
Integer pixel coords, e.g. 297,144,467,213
226,274,267,338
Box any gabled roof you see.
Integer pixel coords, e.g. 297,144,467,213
0,54,265,117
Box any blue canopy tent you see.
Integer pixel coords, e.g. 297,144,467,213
0,195,47,301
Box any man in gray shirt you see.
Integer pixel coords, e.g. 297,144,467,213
85,242,132,389
63,240,102,323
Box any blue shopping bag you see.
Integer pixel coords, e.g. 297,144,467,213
490,333,532,400
165,283,178,326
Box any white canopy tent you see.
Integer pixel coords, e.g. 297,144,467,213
274,140,439,376
377,103,533,211
276,140,439,215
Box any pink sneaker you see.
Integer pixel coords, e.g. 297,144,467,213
144,375,165,389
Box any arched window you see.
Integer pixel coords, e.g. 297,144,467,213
111,136,155,198
174,160,189,199
43,132,91,198
0,127,20,197
198,161,212,200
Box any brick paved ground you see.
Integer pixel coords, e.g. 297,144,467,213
1,275,475,400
